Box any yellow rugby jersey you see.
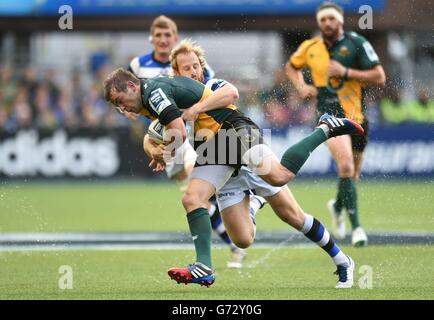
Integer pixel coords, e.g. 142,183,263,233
290,32,381,124
194,86,236,140
140,76,236,141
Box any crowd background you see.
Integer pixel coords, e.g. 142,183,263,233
1,1,433,137
1,63,433,136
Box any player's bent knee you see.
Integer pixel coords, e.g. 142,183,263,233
232,236,254,249
264,170,293,187
338,162,355,176
182,193,201,212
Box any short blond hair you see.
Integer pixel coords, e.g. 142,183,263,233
103,68,139,102
150,15,178,36
170,39,207,74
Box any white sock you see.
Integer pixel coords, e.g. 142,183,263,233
333,252,350,267
208,203,216,217
249,195,264,215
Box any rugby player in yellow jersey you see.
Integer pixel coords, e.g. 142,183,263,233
286,1,386,247
103,67,364,288
144,40,262,269
166,39,362,288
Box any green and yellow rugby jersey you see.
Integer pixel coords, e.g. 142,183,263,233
139,75,237,140
290,32,381,124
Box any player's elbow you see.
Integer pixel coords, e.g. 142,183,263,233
230,86,239,101
372,66,386,86
378,72,386,86
285,61,296,76
285,62,300,84
224,84,239,102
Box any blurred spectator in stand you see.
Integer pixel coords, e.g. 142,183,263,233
0,65,17,113
20,65,39,115
264,98,291,136
0,105,8,130
87,82,108,120
242,83,267,129
70,68,87,119
57,87,79,129
11,86,33,130
80,98,100,128
0,100,14,133
34,83,57,130
286,90,316,126
364,88,382,129
407,88,434,123
45,68,60,107
260,69,292,135
380,85,407,124
263,69,291,105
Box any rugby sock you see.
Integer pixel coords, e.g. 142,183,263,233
347,180,361,229
302,213,349,267
335,177,349,213
208,203,233,246
249,195,265,225
280,128,327,174
335,177,360,229
187,208,213,268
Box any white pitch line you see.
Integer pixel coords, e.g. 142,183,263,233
0,243,316,253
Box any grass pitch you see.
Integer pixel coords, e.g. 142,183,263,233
0,179,433,233
0,180,433,300
0,246,433,300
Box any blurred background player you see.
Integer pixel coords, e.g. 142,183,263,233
128,15,178,79
129,15,214,82
286,1,386,247
127,16,248,268
123,15,180,123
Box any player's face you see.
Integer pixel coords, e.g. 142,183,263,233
175,52,204,83
151,27,179,59
318,14,341,39
111,82,142,114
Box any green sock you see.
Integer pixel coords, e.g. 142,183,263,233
335,177,351,212
335,177,360,229
280,128,327,174
347,179,360,229
187,208,213,268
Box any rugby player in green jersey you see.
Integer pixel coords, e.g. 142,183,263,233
103,67,365,288
287,1,386,247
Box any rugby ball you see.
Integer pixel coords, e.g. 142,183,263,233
147,119,165,144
